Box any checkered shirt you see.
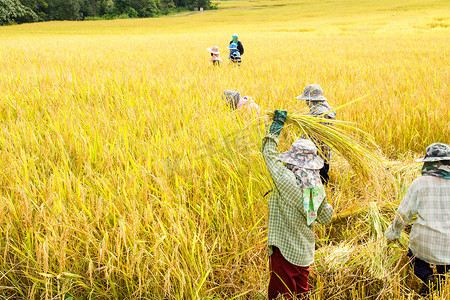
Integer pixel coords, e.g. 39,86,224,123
385,176,450,265
262,133,334,267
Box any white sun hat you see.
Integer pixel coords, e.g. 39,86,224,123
207,46,220,54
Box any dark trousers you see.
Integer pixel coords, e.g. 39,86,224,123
407,249,449,282
269,247,309,299
230,56,241,66
319,163,330,186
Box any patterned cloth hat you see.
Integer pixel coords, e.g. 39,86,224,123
416,143,450,162
295,84,327,101
279,139,324,170
222,90,241,110
207,46,220,54
228,43,238,50
232,33,238,39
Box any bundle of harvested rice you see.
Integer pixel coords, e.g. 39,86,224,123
266,111,383,183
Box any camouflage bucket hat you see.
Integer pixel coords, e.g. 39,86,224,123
295,84,327,101
223,90,240,110
279,139,324,170
415,143,450,162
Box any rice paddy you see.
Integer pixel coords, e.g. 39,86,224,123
0,0,449,298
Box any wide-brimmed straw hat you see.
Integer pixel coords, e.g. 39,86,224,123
415,143,450,162
295,84,327,101
207,46,220,54
279,139,324,170
223,90,240,110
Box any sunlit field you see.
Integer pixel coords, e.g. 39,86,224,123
0,0,449,298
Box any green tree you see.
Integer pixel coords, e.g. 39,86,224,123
159,0,174,14
0,0,38,25
106,0,140,18
46,0,84,20
89,0,98,15
114,0,130,11
19,0,47,20
5,0,212,24
131,0,158,17
97,0,113,15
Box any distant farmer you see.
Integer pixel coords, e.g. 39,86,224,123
223,90,260,116
227,43,241,66
206,46,222,66
229,33,244,56
385,143,450,296
262,109,334,299
296,84,336,185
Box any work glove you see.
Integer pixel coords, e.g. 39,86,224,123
269,110,287,136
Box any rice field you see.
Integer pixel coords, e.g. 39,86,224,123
0,0,449,298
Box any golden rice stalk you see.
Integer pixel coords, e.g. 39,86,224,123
266,109,384,184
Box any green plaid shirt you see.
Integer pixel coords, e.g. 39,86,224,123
262,133,334,267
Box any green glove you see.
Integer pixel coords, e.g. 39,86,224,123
269,110,287,135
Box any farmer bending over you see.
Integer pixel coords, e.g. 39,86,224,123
385,143,450,296
262,110,334,299
223,90,260,116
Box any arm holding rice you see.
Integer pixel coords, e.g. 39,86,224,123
385,183,417,240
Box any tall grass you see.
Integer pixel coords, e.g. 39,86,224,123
0,0,449,298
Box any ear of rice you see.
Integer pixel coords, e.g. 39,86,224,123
266,105,383,185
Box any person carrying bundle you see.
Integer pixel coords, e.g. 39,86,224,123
296,84,336,185
262,110,334,299
385,143,450,297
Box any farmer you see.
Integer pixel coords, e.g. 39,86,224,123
296,84,336,185
229,33,244,56
262,109,334,299
223,90,260,116
385,142,450,296
206,46,222,66
227,43,241,66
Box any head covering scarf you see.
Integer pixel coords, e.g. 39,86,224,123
307,100,336,120
421,161,450,179
286,164,326,226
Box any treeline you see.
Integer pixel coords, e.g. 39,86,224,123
0,0,214,25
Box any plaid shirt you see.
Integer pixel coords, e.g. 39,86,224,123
385,176,450,265
262,133,334,267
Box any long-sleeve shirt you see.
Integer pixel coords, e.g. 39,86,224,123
385,176,450,265
262,133,334,266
